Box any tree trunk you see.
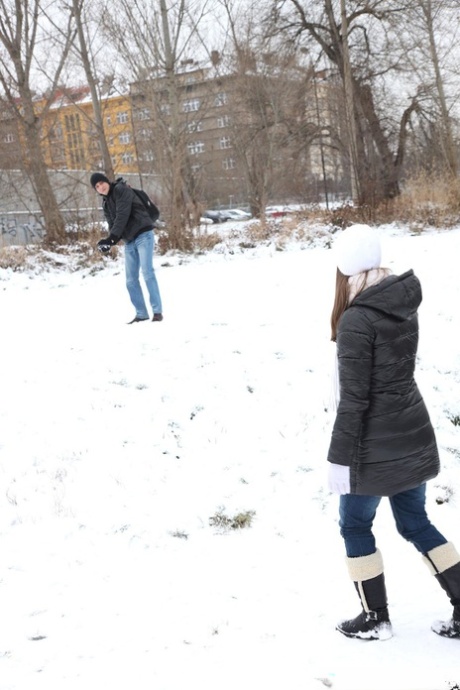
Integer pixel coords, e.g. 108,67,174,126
72,0,114,178
340,0,360,203
20,95,67,244
159,0,191,250
422,0,457,176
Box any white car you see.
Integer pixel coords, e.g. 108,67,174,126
222,209,252,221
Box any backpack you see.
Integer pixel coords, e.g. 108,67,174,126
131,187,160,223
114,177,160,224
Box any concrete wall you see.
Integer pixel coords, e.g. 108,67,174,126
0,169,163,247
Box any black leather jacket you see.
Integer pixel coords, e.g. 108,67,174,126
327,270,440,496
102,179,153,243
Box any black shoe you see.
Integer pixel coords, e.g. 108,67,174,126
127,316,149,324
431,617,460,638
336,609,393,640
152,313,163,322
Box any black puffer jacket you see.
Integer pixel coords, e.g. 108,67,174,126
102,179,153,243
327,270,440,496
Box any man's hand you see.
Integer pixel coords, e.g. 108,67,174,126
97,236,115,253
328,463,351,495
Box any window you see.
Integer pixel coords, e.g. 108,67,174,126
138,128,152,139
106,115,112,126
191,163,201,174
65,114,80,132
217,115,230,128
137,108,151,120
187,120,203,133
116,111,129,124
183,98,201,112
222,157,235,170
219,136,232,149
160,103,171,116
187,141,205,155
4,133,15,143
119,132,131,144
214,92,227,107
122,152,134,165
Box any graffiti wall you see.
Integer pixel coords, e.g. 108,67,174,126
0,214,45,247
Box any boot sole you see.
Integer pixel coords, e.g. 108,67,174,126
431,621,460,638
336,623,393,641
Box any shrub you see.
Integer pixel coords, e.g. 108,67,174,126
0,246,29,271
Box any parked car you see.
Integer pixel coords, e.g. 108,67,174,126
220,208,252,221
265,206,288,218
202,210,228,223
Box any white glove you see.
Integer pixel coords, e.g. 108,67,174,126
328,463,350,494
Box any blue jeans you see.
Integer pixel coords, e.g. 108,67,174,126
339,484,447,558
124,230,162,318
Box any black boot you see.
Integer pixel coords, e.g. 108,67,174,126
337,550,393,641
423,543,460,639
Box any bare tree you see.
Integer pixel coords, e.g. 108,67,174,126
398,0,458,176
70,0,114,177
269,0,427,206
101,0,214,250
214,1,321,216
0,0,76,243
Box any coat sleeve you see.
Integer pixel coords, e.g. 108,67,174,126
327,309,374,467
108,184,134,240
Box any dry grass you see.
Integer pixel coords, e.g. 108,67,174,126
209,509,256,530
192,229,223,252
0,229,118,273
375,173,460,229
0,245,30,271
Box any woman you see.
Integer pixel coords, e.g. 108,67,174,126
327,224,460,640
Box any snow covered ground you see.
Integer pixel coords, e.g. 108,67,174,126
0,221,459,690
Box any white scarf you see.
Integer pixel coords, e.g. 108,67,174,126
328,268,392,413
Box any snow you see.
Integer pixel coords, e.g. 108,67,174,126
1,222,459,690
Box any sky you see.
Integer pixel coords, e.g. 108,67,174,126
0,219,459,690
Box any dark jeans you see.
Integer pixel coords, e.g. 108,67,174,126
339,483,447,558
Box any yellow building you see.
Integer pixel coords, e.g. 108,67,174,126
40,87,139,174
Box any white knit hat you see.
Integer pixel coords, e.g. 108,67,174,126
334,224,381,276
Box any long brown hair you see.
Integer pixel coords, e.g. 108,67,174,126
330,268,350,342
331,268,385,341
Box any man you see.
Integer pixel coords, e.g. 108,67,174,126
90,172,163,324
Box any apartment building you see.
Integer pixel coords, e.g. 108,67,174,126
0,101,22,168
129,54,315,209
39,86,138,174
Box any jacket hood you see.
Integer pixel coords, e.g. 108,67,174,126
352,270,421,321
